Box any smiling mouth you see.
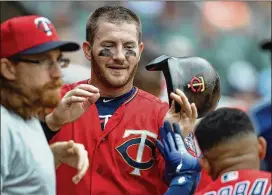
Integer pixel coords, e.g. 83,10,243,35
107,66,128,70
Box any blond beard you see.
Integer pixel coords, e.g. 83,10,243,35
0,78,62,120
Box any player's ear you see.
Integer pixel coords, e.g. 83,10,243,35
139,42,144,54
0,58,17,80
138,42,144,62
258,136,267,160
199,156,211,175
83,41,92,61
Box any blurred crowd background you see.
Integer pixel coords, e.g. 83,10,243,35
1,1,271,110
1,0,271,171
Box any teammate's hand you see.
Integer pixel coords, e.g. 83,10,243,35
50,140,89,184
45,84,100,131
164,89,197,137
156,121,201,183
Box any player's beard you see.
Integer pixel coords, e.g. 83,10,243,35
91,51,138,89
0,78,62,120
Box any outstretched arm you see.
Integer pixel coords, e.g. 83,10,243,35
156,121,201,195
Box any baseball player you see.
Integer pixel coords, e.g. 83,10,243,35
249,39,272,172
158,108,271,195
42,5,205,195
1,15,89,194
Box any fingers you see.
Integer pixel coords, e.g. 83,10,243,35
87,93,100,105
76,84,99,93
162,139,170,153
163,122,176,151
66,140,75,149
155,139,166,158
62,96,88,106
173,123,182,136
166,132,176,152
72,156,89,184
174,89,192,117
71,143,89,184
191,103,198,119
62,93,100,107
168,100,176,114
65,88,99,99
159,125,170,152
173,123,186,150
62,84,100,105
73,144,86,170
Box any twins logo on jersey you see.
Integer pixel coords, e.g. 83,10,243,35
99,115,112,130
116,130,157,176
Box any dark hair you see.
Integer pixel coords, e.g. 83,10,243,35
86,6,142,45
195,107,256,152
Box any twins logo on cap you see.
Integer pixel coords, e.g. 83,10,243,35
34,17,53,36
1,15,80,58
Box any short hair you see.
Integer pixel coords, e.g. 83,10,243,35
195,107,255,152
86,6,142,45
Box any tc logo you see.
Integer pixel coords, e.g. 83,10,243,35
116,130,158,176
187,76,205,93
34,17,52,36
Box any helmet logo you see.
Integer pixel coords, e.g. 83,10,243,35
188,76,205,93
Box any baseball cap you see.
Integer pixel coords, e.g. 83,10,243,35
260,39,271,51
0,15,80,58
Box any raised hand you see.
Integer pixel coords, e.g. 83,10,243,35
45,84,100,131
164,89,198,137
156,121,201,183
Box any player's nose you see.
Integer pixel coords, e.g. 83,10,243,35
112,46,126,64
50,64,62,79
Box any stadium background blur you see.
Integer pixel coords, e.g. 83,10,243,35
1,1,271,169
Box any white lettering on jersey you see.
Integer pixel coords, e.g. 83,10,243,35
219,185,233,195
249,179,268,195
99,114,112,129
233,181,250,195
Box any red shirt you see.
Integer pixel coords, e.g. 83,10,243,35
196,169,213,192
50,80,169,195
195,169,271,195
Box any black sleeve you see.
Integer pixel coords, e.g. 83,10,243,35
40,121,58,142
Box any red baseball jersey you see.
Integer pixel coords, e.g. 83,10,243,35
50,80,169,195
195,169,213,192
195,169,271,195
